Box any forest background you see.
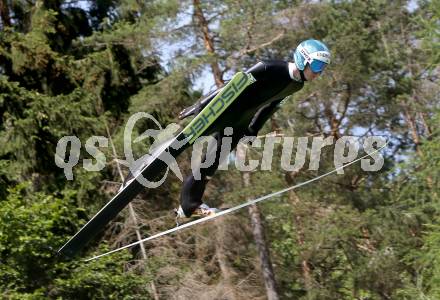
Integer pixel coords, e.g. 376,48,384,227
0,0,439,299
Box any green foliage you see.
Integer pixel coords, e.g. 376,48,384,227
0,1,172,298
0,77,102,179
0,182,77,295
53,251,151,300
417,0,440,68
0,184,152,299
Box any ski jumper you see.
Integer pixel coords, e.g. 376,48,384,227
58,41,330,258
179,60,304,216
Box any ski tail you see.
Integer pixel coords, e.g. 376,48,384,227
178,88,222,120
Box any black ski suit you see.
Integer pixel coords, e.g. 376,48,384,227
179,60,304,216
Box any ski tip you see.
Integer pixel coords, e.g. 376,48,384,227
57,248,74,259
57,242,81,259
55,251,76,262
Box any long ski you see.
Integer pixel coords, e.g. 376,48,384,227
84,144,387,262
58,72,256,257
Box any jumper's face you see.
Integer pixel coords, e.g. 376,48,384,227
304,64,321,81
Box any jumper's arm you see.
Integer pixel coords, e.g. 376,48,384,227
247,99,283,134
179,62,267,120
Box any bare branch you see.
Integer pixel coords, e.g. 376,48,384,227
239,30,286,56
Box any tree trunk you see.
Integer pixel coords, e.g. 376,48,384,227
0,0,11,28
239,147,280,300
193,0,224,87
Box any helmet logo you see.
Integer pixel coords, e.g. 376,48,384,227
299,47,312,64
313,51,330,64
316,52,330,58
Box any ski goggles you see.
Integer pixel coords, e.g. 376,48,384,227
297,44,330,73
310,60,327,73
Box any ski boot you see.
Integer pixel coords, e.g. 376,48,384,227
174,203,221,226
